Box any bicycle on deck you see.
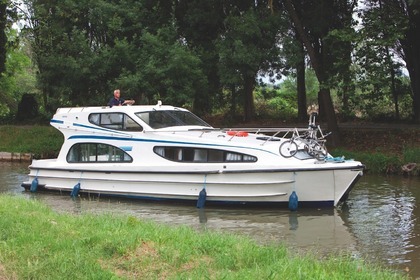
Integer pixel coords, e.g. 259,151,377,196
279,113,331,160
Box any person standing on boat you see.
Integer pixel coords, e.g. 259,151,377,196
108,89,135,107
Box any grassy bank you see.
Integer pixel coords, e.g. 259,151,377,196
332,128,420,175
0,125,63,159
0,125,419,175
0,195,406,279
330,148,420,175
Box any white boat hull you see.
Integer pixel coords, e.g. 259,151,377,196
23,161,363,207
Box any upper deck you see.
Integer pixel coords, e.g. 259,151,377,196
51,102,213,136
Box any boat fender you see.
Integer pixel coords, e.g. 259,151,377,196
288,191,298,211
70,183,81,198
226,131,249,137
30,177,38,193
196,188,207,208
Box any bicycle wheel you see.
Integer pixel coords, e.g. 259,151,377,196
312,142,327,160
315,151,327,161
304,144,314,156
279,140,298,158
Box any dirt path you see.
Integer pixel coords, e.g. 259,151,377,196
339,124,420,154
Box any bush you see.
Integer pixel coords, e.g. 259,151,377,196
331,148,408,175
403,147,420,163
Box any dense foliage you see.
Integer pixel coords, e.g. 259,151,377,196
0,0,419,126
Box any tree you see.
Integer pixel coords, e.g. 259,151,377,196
25,0,150,110
280,29,308,121
295,40,307,121
117,27,207,108
283,0,357,145
217,2,284,121
396,0,420,123
175,0,226,115
0,0,7,75
0,1,33,119
357,0,412,121
24,0,208,114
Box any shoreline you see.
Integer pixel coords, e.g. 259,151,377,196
0,152,33,162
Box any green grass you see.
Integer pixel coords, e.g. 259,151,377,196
0,195,406,279
0,125,63,158
331,147,420,175
331,148,401,174
403,147,420,163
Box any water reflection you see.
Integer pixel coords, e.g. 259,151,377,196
341,175,420,277
1,162,420,278
0,162,28,194
22,192,355,255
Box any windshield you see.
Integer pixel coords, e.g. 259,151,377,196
135,110,211,129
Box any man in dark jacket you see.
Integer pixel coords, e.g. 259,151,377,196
108,89,135,107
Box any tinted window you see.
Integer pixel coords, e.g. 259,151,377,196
153,146,257,163
89,113,143,131
136,110,210,129
67,143,133,163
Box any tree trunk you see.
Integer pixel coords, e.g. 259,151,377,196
390,61,400,120
296,41,307,121
0,1,7,75
403,39,420,123
284,0,340,145
319,87,340,146
409,59,420,123
411,61,420,123
340,68,354,119
243,75,255,122
230,84,237,116
399,0,420,123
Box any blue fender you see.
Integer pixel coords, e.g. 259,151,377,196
288,191,298,211
196,188,207,208
30,178,38,193
70,183,81,198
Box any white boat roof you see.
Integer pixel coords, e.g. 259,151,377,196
52,101,213,132
55,103,188,114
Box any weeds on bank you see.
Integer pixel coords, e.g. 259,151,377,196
403,147,420,164
331,147,420,175
331,148,400,174
0,195,406,279
0,125,63,158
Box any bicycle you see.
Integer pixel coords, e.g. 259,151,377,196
279,113,330,160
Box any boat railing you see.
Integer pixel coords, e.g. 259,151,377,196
220,127,310,145
221,127,306,135
61,122,315,144
146,127,312,143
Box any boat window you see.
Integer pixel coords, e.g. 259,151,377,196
67,143,133,163
153,146,257,163
136,110,210,129
89,113,143,131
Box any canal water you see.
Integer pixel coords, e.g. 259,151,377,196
1,161,419,278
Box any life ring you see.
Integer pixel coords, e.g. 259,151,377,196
226,130,249,137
